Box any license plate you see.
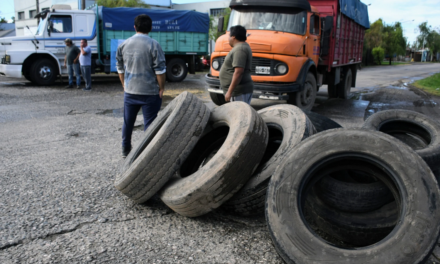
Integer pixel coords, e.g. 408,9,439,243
256,66,270,74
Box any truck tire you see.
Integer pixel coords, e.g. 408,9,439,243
166,58,188,82
114,92,210,204
30,59,58,86
318,171,394,213
160,102,269,217
266,128,440,264
362,109,440,171
303,111,342,132
209,92,226,106
337,68,352,99
287,72,316,111
306,186,397,247
222,105,316,216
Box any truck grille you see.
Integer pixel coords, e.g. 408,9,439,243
214,56,285,76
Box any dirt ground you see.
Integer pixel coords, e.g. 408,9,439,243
1,63,440,263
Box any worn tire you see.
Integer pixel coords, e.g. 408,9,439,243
287,73,317,111
114,92,210,204
318,171,393,213
266,128,440,264
160,102,269,217
306,186,397,247
222,104,316,216
363,109,440,171
304,111,342,132
336,68,352,99
209,92,226,106
166,58,188,82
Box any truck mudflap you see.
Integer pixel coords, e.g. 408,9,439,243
205,74,301,101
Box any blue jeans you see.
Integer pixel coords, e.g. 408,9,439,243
80,65,92,89
231,92,253,104
67,63,81,86
122,92,162,148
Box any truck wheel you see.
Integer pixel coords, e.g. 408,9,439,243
266,128,440,264
337,68,352,99
114,92,210,204
166,58,188,82
160,102,269,217
209,92,226,106
30,59,57,86
362,109,440,171
287,73,316,111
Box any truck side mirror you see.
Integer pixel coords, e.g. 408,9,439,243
218,17,224,33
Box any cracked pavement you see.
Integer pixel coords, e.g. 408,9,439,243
1,64,440,263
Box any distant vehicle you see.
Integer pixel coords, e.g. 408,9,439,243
0,5,209,85
205,0,370,110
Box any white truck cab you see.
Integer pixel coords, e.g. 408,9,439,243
0,6,97,85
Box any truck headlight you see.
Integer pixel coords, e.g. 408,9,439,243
5,55,11,64
275,63,288,75
212,60,220,70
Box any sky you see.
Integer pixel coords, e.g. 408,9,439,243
1,0,439,44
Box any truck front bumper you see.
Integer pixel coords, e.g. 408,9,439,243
0,64,23,78
205,74,302,101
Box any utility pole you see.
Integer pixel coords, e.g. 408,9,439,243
36,0,40,23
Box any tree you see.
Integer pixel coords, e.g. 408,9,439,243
372,47,385,65
209,8,231,42
382,22,406,65
0,17,7,23
11,16,15,23
364,19,384,50
416,22,440,61
96,0,150,8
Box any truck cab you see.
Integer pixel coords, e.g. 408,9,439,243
206,0,368,110
0,6,97,85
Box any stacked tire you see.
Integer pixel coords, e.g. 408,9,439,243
113,95,440,264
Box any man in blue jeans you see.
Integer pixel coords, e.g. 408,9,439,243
63,38,81,88
116,14,166,157
79,39,92,91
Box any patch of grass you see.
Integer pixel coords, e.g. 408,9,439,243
380,61,410,65
413,73,440,96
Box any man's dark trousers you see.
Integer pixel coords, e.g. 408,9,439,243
122,92,162,148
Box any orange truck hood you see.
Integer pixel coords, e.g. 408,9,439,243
215,30,306,56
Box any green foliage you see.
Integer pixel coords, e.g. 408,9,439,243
413,73,440,96
372,47,384,65
11,16,15,23
364,19,383,50
96,0,150,8
0,17,7,23
382,22,407,64
209,8,231,42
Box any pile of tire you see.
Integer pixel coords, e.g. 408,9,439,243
114,92,440,264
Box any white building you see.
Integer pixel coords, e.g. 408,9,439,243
173,0,230,53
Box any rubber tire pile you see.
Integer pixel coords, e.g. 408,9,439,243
115,92,440,264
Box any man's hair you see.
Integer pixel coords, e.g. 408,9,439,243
64,38,72,44
81,39,87,43
135,14,152,33
230,25,247,41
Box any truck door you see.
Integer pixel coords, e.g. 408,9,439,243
307,13,320,66
74,14,97,54
45,14,74,71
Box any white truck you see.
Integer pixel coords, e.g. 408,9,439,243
0,5,209,85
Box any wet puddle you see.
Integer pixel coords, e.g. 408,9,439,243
413,99,438,107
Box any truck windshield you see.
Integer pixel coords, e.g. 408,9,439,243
227,9,307,35
35,18,46,36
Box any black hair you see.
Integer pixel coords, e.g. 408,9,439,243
230,25,247,41
81,39,87,43
135,14,152,34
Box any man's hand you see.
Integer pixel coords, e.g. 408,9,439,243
225,91,232,102
73,59,78,64
118,73,125,90
159,89,164,98
156,73,166,98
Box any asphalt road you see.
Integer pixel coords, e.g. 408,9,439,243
1,63,440,264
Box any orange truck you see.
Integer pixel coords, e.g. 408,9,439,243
205,0,370,110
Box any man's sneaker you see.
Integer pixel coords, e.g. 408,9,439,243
65,85,73,88
82,88,91,91
122,146,132,158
